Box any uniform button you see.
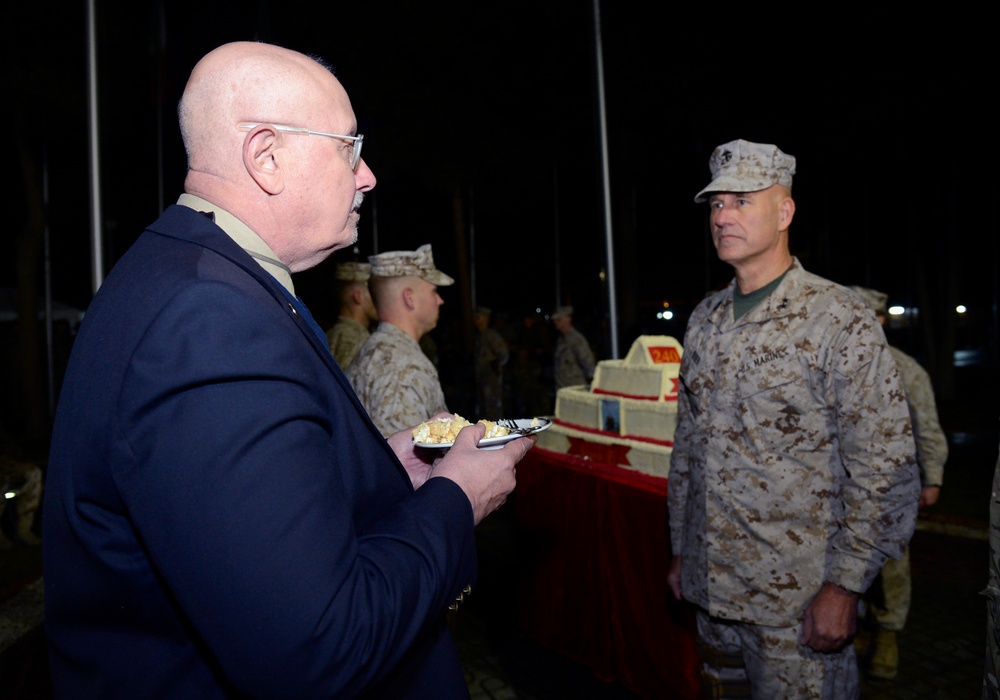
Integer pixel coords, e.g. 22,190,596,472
463,584,472,595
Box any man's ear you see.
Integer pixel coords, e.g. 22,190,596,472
779,196,796,231
350,287,365,305
242,125,286,195
402,287,416,310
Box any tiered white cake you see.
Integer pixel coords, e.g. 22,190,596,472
538,335,683,478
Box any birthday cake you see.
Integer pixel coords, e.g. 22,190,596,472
537,335,683,478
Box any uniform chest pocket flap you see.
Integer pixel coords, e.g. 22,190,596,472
735,357,811,443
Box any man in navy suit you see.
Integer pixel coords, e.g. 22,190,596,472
43,41,532,699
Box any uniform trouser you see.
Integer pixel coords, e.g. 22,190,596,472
871,546,912,631
983,441,1000,699
696,609,859,700
986,573,1000,700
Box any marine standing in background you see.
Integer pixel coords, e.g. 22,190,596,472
851,286,947,680
325,261,377,370
551,306,596,389
349,244,452,436
667,139,919,699
473,307,509,418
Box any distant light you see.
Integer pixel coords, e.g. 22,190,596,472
956,305,967,314
663,310,673,320
535,307,541,314
656,312,662,320
662,301,670,309
4,491,15,500
888,306,905,316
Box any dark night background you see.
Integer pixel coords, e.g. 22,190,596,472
4,2,998,447
1,5,998,698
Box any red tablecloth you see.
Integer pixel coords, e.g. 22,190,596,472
515,446,700,699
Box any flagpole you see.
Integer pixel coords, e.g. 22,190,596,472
86,0,104,293
592,0,618,358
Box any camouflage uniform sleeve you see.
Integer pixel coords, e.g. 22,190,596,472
668,304,709,555
668,356,695,554
825,310,920,594
893,349,947,487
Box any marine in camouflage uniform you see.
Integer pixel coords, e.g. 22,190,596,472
877,345,947,623
325,261,376,370
851,286,948,679
473,308,509,418
551,306,596,389
668,140,919,699
346,244,453,437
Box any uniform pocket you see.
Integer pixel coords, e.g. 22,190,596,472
735,359,808,453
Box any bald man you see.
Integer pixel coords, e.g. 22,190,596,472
43,42,532,700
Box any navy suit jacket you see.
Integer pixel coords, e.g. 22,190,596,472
44,205,477,699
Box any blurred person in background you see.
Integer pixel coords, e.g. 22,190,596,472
472,307,508,418
851,286,947,680
551,305,595,390
325,260,377,370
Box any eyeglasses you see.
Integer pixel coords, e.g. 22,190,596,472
237,122,364,170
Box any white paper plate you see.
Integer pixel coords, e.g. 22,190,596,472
413,417,552,449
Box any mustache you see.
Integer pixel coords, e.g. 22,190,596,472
352,192,365,212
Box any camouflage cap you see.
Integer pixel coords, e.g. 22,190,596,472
850,286,889,315
334,261,371,282
368,244,455,286
550,306,573,320
473,306,492,317
694,139,796,202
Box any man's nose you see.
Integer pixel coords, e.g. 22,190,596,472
355,158,376,192
712,203,734,227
